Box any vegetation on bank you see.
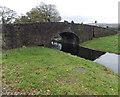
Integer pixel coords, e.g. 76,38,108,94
2,46,118,95
54,37,62,41
81,34,119,54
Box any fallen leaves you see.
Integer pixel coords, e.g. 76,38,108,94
14,80,19,83
15,88,24,92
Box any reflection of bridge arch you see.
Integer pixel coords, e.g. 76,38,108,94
59,32,79,44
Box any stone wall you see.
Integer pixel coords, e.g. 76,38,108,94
2,22,72,49
93,26,118,38
2,22,118,49
75,24,93,43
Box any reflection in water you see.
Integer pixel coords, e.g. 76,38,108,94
51,41,119,73
52,41,105,60
61,43,105,61
94,53,119,73
51,41,62,50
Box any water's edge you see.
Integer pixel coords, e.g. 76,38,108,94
51,41,119,74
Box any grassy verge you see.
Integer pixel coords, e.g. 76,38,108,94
2,46,119,95
54,37,62,41
81,34,119,54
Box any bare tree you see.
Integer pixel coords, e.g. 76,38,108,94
0,6,17,24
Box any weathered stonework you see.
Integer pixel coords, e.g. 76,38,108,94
2,22,118,49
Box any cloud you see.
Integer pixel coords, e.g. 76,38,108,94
0,0,119,23
61,15,95,23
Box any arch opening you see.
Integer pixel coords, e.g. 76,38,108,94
59,32,79,44
50,32,79,50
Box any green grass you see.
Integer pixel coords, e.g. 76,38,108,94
2,46,119,95
54,37,62,41
81,34,119,54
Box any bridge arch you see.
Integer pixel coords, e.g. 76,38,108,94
3,22,117,49
51,32,79,45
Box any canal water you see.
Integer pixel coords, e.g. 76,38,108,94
51,41,119,74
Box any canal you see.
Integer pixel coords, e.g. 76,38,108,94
51,41,119,74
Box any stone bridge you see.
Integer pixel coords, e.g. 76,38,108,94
2,22,118,49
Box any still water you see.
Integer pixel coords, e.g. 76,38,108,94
94,53,119,73
51,41,119,73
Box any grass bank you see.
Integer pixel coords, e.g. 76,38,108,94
2,46,118,95
81,34,119,54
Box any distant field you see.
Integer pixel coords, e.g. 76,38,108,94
109,28,118,31
81,34,119,54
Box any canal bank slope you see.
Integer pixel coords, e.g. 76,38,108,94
2,46,118,95
80,34,119,54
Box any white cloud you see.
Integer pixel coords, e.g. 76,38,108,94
0,0,119,23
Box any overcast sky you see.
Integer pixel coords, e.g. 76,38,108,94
0,0,119,23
